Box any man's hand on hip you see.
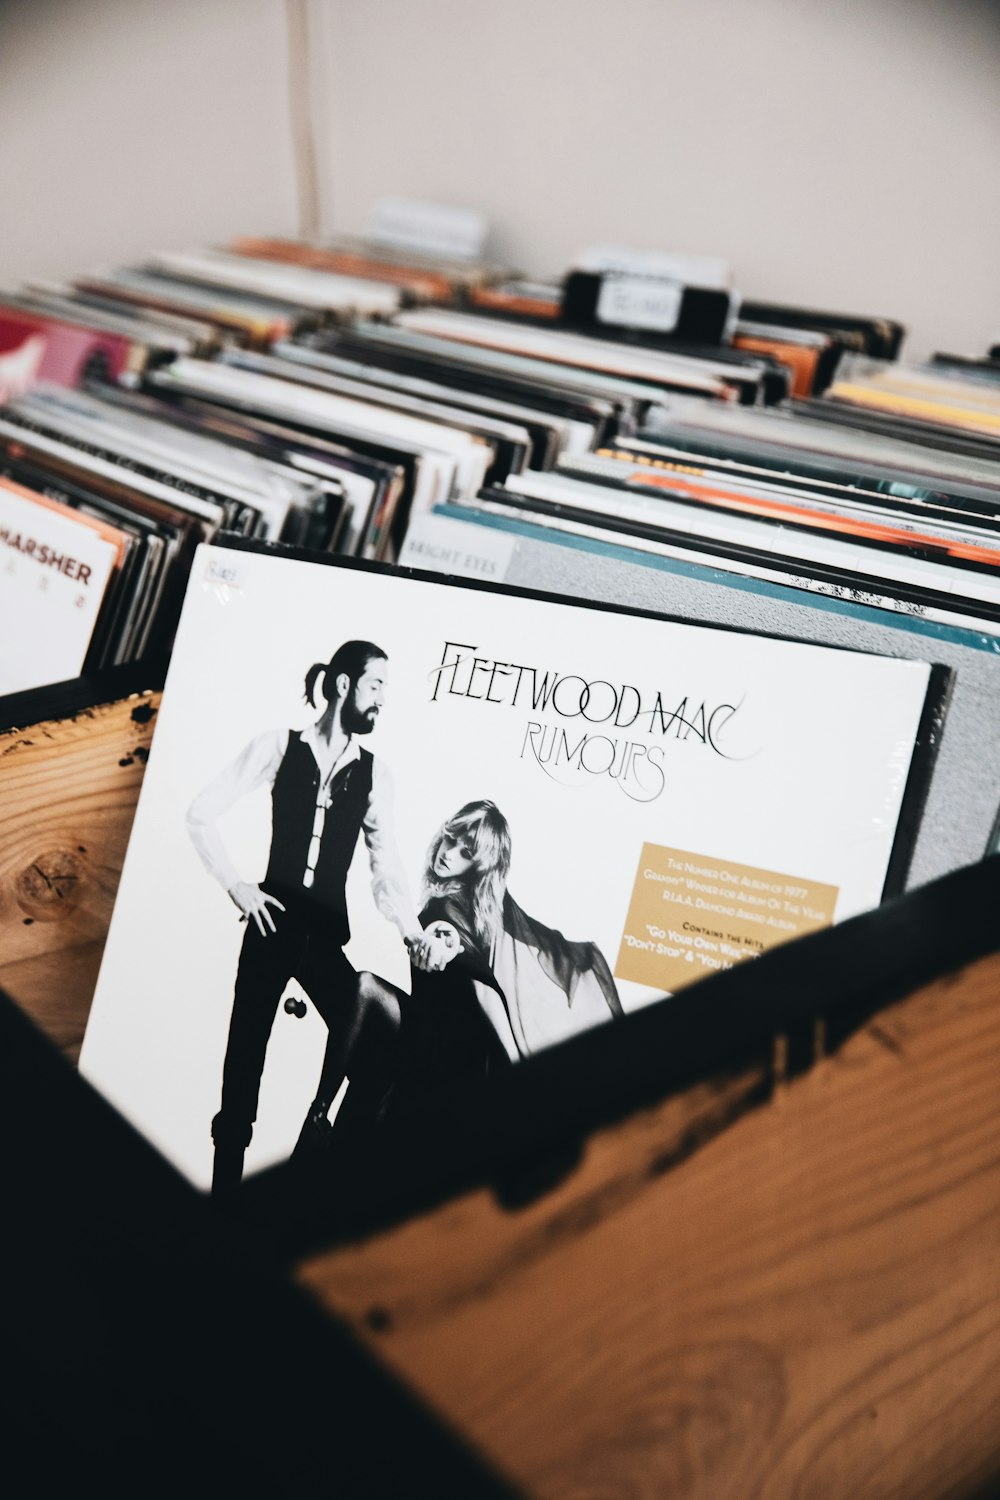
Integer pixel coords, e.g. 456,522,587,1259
229,881,286,937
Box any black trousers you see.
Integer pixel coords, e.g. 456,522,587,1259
211,909,354,1172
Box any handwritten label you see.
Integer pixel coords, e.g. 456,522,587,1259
367,197,487,262
203,553,245,605
596,275,684,333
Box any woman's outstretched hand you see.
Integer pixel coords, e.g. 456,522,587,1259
424,920,465,971
229,881,286,936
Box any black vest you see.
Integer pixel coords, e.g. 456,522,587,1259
264,731,374,942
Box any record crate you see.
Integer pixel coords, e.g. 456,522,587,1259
1,668,999,1499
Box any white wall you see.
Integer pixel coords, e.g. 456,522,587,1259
0,0,298,287
2,0,999,362
315,0,1000,361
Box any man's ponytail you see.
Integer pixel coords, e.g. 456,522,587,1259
303,662,326,708
303,641,387,710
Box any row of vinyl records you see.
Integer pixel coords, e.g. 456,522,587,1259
3,234,999,696
4,228,1000,1187
3,238,1000,871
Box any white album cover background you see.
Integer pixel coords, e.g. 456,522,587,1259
81,544,934,1188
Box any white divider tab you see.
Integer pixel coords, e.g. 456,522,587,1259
367,197,488,262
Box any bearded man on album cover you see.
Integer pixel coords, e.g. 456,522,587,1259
187,638,435,1198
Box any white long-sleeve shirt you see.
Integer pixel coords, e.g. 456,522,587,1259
186,722,420,939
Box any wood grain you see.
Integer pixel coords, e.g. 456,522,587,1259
299,953,1000,1500
0,691,159,1060
4,684,998,1496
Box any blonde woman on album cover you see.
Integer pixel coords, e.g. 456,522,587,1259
310,798,624,1146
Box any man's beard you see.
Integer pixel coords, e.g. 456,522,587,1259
342,687,377,736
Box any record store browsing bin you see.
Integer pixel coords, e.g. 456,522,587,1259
2,573,1000,1497
4,194,1000,1494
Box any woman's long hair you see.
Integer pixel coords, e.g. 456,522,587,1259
421,800,511,952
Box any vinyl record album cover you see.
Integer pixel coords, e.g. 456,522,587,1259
81,542,941,1192
0,304,135,394
0,476,123,691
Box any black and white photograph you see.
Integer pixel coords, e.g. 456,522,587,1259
81,541,937,1190
184,633,623,1197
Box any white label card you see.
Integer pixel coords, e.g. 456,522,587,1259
367,197,488,262
596,275,684,334
399,512,516,584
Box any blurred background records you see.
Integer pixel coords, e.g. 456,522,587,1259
139,247,404,319
0,380,351,691
0,295,173,396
